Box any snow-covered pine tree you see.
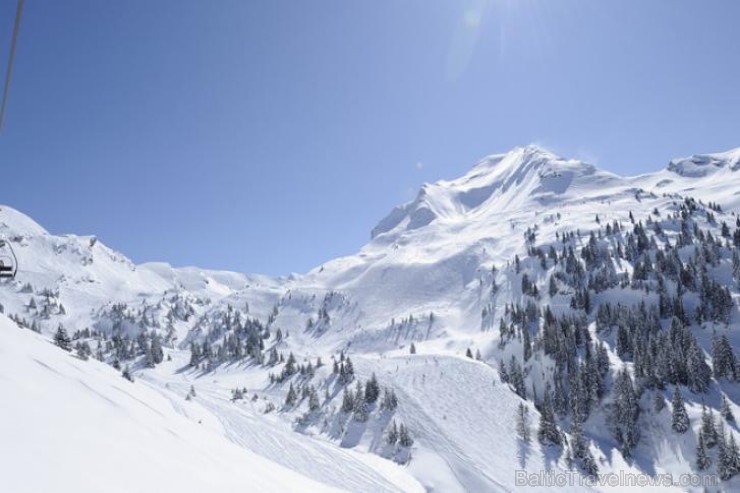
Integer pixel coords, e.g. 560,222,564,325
552,374,567,417
671,386,689,433
537,391,561,446
150,333,164,365
717,423,729,479
564,446,574,469
340,357,355,384
516,402,530,443
54,325,72,352
308,387,320,411
285,383,297,407
712,335,736,380
122,365,134,382
76,341,91,361
508,356,526,398
398,424,414,447
522,326,532,362
727,433,740,479
386,420,398,445
341,387,355,414
718,425,740,481
696,433,711,471
570,409,587,460
686,341,711,393
284,352,297,377
380,387,398,411
580,448,599,478
365,373,380,404
612,369,639,455
353,381,369,422
549,276,558,297
721,394,735,423
700,403,718,448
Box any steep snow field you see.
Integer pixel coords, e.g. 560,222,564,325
0,315,346,493
2,145,740,492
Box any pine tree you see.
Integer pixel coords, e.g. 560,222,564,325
380,387,398,411
712,335,736,380
696,433,711,471
552,375,567,417
341,387,355,413
76,341,91,361
564,446,574,469
143,339,155,368
687,342,710,393
721,394,735,423
365,373,380,404
340,357,355,384
522,327,532,362
284,352,297,376
150,334,164,365
285,383,297,407
122,365,134,382
353,381,369,422
508,356,526,398
671,386,689,433
308,387,320,411
613,369,639,454
189,342,201,367
516,402,530,443
700,403,718,448
717,425,730,480
718,425,740,480
571,410,587,459
727,433,740,479
54,325,72,352
386,420,398,445
580,448,599,478
537,392,561,446
399,424,414,447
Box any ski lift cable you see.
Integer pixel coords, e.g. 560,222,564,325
0,0,25,133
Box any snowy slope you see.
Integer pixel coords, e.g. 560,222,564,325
3,144,740,492
0,314,345,493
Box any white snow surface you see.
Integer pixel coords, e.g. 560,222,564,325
0,315,346,493
2,144,740,492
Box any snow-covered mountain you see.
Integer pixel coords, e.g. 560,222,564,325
2,145,740,492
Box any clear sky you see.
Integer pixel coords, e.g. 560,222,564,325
1,1,739,275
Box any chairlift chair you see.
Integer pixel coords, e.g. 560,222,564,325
0,239,18,279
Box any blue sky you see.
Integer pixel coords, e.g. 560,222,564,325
1,0,739,275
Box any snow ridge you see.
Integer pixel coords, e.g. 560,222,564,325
3,145,740,492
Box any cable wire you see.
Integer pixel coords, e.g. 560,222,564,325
0,0,25,133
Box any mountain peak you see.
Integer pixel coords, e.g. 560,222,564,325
667,148,740,177
0,205,50,239
371,145,610,239
456,145,594,189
